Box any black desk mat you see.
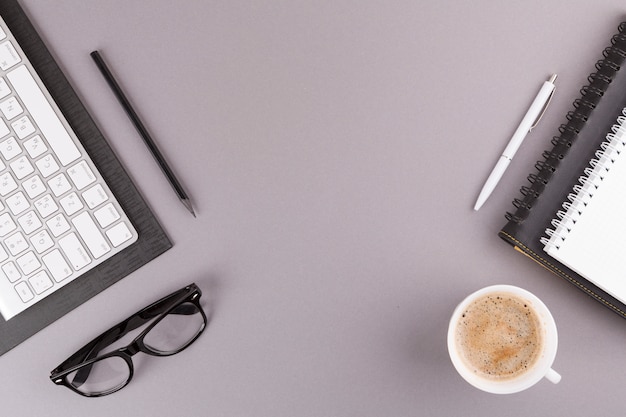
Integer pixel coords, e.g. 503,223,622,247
0,0,172,355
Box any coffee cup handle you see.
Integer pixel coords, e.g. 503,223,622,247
545,368,561,384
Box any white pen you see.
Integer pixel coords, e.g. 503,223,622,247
474,74,558,211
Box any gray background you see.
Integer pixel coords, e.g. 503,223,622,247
3,0,625,415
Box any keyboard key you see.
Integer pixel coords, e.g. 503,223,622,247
68,160,95,190
2,261,19,282
29,270,52,294
60,192,83,216
82,184,108,209
10,155,34,179
0,96,23,119
24,175,46,199
0,136,20,160
42,249,71,282
46,214,70,237
11,115,35,139
17,210,42,234
0,78,9,98
14,281,33,303
0,213,16,237
0,41,20,71
59,233,90,271
30,230,54,253
0,172,17,196
106,222,133,247
5,231,28,256
6,191,29,215
94,203,120,228
23,134,46,158
7,65,80,165
0,119,8,138
48,173,71,197
34,194,59,218
0,245,7,263
0,27,5,41
35,153,59,177
17,251,41,275
72,212,110,259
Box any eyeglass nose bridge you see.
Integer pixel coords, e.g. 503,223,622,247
123,341,143,357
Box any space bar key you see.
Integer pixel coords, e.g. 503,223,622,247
7,65,81,166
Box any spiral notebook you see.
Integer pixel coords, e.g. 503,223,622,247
499,20,626,318
541,109,626,304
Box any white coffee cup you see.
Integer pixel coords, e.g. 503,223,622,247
447,285,560,394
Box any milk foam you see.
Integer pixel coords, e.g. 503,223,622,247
454,292,543,380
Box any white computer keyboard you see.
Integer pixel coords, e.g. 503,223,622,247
0,16,137,319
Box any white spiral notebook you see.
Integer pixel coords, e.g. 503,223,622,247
542,108,626,304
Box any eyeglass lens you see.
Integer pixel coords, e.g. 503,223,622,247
65,301,205,396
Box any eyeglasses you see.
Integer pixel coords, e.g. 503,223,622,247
50,283,207,397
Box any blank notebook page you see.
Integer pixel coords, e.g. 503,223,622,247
543,111,626,304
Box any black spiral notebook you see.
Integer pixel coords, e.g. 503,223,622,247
499,20,626,318
0,1,172,354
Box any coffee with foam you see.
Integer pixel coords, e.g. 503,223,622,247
454,291,543,380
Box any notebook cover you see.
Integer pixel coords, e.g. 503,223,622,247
499,21,626,318
0,1,172,354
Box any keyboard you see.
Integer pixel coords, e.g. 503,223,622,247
0,16,137,320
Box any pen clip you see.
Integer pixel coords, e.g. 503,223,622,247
530,75,557,131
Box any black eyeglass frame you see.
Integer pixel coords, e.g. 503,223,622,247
50,283,207,397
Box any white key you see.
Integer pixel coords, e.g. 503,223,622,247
0,119,8,138
72,212,110,259
0,78,10,99
0,41,21,71
42,249,71,282
23,135,46,158
67,161,95,190
59,192,83,216
0,96,23,119
14,281,33,302
0,245,7,262
0,172,17,196
6,191,29,215
0,213,16,237
5,231,28,256
34,194,59,218
35,153,59,177
10,155,34,179
30,230,54,253
94,203,120,228
59,232,90,270
48,173,71,197
24,175,46,199
0,136,20,160
11,116,35,139
2,261,20,282
29,270,53,294
7,65,80,165
17,251,41,275
106,222,133,247
82,184,108,209
46,214,70,237
17,210,42,234
0,27,5,41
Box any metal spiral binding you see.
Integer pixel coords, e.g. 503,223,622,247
506,21,626,225
541,107,626,250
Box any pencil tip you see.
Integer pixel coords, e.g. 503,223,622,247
181,198,196,218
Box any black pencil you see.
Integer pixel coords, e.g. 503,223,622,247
90,50,196,217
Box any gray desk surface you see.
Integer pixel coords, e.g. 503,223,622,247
3,0,625,415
